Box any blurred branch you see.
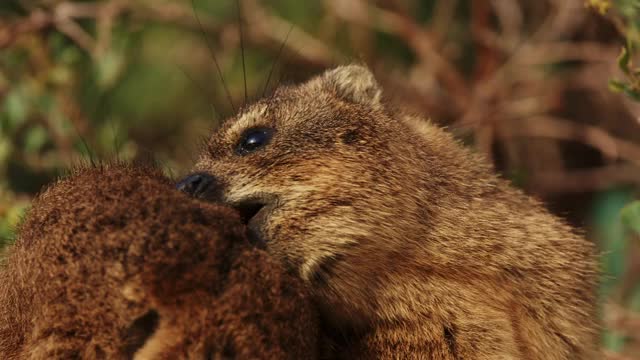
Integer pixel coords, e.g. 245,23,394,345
326,0,470,112
95,0,127,58
604,302,640,340
540,0,588,41
457,0,589,128
243,0,337,67
0,0,223,57
490,0,523,47
431,0,459,47
471,0,499,82
476,35,619,64
517,42,618,64
497,116,640,166
54,3,96,54
527,164,640,194
0,9,52,49
605,351,639,360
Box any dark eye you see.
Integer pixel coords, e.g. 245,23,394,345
235,127,274,155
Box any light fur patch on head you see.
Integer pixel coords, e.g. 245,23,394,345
226,104,268,139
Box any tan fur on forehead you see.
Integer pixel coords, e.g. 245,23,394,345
225,103,268,138
219,65,382,143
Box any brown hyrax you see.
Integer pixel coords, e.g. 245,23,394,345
178,64,600,359
0,164,319,359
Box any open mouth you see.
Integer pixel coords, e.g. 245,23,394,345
234,200,267,225
231,195,276,247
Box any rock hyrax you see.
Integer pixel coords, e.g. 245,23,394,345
0,164,318,359
179,65,599,358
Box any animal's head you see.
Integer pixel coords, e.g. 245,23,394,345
178,65,455,291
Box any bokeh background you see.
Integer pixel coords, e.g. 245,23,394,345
1,0,640,357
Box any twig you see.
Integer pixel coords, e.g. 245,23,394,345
326,0,470,112
53,10,95,55
490,0,523,47
604,302,640,340
456,0,591,128
604,351,638,360
0,1,223,54
244,0,336,67
527,164,640,194
496,115,640,166
95,0,127,58
0,9,51,49
431,0,459,47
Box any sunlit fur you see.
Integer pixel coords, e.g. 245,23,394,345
194,65,600,358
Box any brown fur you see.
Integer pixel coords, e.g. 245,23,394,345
190,65,600,358
0,164,319,359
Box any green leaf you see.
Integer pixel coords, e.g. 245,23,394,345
5,202,29,229
0,136,11,164
593,189,633,294
622,85,640,100
602,330,626,352
609,79,626,92
608,79,640,100
3,89,28,128
621,201,640,235
617,45,631,74
24,126,48,153
96,50,126,90
49,65,73,86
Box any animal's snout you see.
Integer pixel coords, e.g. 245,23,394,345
176,173,219,199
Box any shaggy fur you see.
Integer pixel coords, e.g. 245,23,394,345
0,164,318,359
190,65,600,358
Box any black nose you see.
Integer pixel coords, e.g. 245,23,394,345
176,173,217,198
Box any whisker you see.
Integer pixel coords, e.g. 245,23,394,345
110,117,121,162
263,24,294,98
190,0,235,113
70,119,96,167
236,0,248,107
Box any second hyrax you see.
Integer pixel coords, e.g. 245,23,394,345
179,65,599,358
0,164,318,359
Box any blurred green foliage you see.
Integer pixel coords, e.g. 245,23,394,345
591,3,640,353
603,0,640,100
621,200,640,235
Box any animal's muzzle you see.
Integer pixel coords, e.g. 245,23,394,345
176,173,220,200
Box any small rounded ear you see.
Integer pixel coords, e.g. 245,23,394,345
322,65,382,109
